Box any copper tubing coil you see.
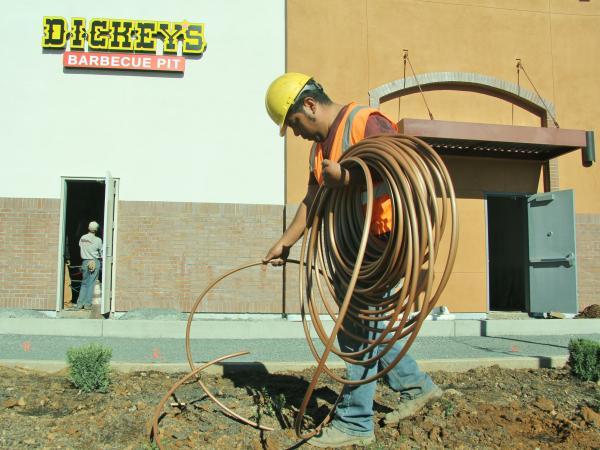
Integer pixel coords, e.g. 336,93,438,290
294,134,458,438
149,134,458,447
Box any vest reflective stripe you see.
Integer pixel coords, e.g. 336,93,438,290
310,106,371,174
311,103,397,235
342,105,369,151
309,143,317,172
312,104,356,183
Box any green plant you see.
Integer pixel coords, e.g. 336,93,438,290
272,392,287,415
568,338,600,382
250,387,288,421
439,397,456,417
66,343,112,392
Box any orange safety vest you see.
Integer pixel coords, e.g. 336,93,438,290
309,103,397,235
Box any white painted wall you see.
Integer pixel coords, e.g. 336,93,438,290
0,0,285,204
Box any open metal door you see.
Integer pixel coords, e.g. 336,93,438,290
101,173,116,315
527,190,578,314
55,179,68,311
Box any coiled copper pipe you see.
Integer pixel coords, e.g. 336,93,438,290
150,134,458,447
294,134,458,438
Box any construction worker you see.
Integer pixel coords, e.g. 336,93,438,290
77,221,102,310
263,73,442,448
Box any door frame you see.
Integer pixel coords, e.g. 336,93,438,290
484,191,533,312
55,176,120,313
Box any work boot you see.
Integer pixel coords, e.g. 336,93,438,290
308,425,375,448
384,386,443,425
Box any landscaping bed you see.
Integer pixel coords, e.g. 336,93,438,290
0,364,599,449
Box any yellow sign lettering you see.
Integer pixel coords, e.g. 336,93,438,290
41,16,207,56
42,16,67,48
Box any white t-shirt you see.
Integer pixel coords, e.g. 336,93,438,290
79,232,103,260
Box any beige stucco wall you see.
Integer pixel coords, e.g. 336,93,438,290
550,5,600,213
286,0,599,312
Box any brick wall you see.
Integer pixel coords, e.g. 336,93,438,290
284,203,302,314
0,197,60,309
1,197,595,314
576,214,600,311
115,201,284,313
283,203,334,315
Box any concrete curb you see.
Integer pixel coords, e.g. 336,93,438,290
1,317,599,339
0,355,568,375
417,356,568,371
0,318,104,337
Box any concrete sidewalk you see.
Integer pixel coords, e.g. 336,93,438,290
1,315,598,339
0,315,598,374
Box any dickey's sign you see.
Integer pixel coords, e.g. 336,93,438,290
42,17,207,73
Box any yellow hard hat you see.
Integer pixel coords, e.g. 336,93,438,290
265,72,311,136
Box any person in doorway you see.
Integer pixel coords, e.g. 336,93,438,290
76,221,102,310
262,73,442,448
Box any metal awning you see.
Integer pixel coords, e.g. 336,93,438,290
397,118,595,165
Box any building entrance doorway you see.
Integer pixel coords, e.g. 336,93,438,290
487,194,529,312
63,180,105,309
486,190,578,314
57,176,118,315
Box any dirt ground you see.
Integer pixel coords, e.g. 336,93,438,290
0,364,599,450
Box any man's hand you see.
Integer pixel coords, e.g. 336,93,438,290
322,159,347,187
262,185,316,268
262,242,290,267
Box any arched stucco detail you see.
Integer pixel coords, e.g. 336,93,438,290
369,72,556,128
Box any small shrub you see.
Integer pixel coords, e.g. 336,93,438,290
440,397,456,417
568,338,600,382
66,343,112,392
250,387,288,421
272,392,287,414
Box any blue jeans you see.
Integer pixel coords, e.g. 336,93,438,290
78,259,100,306
332,318,436,436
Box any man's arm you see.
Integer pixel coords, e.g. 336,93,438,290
321,159,363,187
321,114,396,187
263,184,319,266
